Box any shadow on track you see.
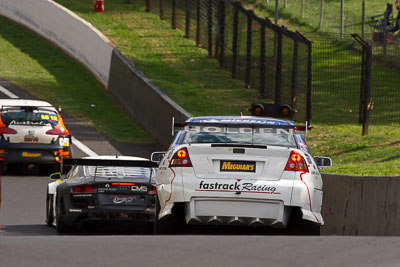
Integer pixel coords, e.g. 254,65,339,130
0,225,56,236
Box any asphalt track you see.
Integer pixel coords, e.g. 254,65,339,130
1,82,400,267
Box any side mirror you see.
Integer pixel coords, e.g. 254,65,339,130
50,172,62,180
314,157,332,169
151,152,166,163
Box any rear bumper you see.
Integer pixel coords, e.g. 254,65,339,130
0,140,68,164
59,194,156,225
184,197,291,228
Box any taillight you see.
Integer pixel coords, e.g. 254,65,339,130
148,185,157,195
285,151,309,172
46,127,68,136
169,147,192,167
0,127,17,135
111,182,135,186
72,185,97,193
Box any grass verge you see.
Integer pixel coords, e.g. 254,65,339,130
0,16,151,143
2,0,399,175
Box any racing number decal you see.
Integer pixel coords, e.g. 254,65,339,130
41,115,58,121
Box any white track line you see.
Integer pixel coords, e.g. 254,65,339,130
71,137,98,157
0,85,19,99
0,85,98,157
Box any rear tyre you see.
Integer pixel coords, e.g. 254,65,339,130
55,198,71,234
153,194,161,235
1,163,7,175
46,192,54,226
154,201,186,235
295,220,321,236
286,208,321,236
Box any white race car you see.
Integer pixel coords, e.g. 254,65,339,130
152,116,331,235
0,99,72,173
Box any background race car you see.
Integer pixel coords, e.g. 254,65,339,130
152,116,332,235
0,99,71,174
46,156,158,234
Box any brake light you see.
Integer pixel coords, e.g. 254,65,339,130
45,127,68,136
72,185,97,193
170,147,192,167
148,185,157,195
0,127,17,135
111,182,135,186
285,151,309,172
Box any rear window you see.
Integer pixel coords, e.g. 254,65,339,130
181,131,297,148
85,166,154,179
1,108,58,126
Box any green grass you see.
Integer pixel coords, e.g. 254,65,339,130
247,0,393,35
308,124,400,176
54,0,262,116
0,16,151,143
1,1,399,175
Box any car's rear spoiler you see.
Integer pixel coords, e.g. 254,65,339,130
62,158,158,167
60,158,159,183
61,158,158,173
172,122,307,136
0,105,56,110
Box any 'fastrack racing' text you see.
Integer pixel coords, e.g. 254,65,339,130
198,181,277,194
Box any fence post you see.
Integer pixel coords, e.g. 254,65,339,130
218,0,226,66
208,0,213,57
319,0,324,28
359,46,365,123
245,10,253,89
361,1,365,39
172,0,177,29
275,30,282,103
185,0,191,38
291,40,299,110
296,31,312,123
160,0,165,20
196,0,201,45
260,22,266,97
362,43,372,136
306,40,312,123
146,0,151,12
340,0,344,38
232,4,239,78
352,34,372,136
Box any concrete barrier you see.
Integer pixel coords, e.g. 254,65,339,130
0,0,191,147
321,173,400,236
108,49,191,147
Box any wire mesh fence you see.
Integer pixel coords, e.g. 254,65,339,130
145,0,312,123
142,0,400,126
309,33,400,125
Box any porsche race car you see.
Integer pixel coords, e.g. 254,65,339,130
152,116,332,235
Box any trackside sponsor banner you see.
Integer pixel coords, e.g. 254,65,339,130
196,180,279,194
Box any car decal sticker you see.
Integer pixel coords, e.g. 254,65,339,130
196,180,280,194
165,166,176,203
300,170,320,224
